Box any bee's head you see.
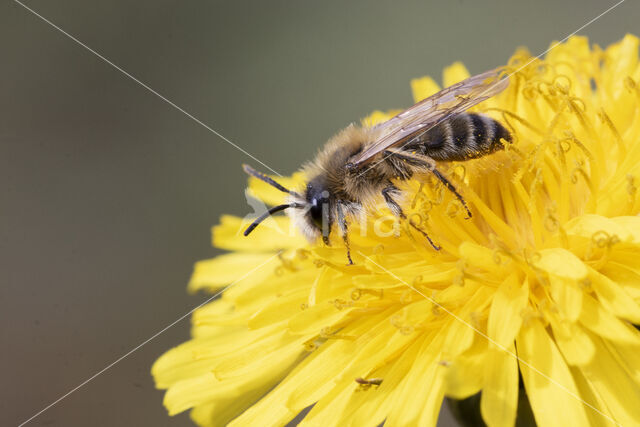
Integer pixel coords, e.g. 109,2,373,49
302,176,333,244
241,165,332,244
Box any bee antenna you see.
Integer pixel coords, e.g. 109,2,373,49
244,203,305,236
243,164,298,196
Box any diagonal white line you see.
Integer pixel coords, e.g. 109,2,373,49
528,0,626,59
359,252,620,426
18,253,281,426
354,0,626,179
13,0,282,177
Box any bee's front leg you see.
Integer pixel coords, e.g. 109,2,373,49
336,201,354,265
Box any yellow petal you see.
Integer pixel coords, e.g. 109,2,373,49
564,214,632,242
386,335,445,426
604,337,640,385
188,253,277,293
579,292,640,344
180,333,303,425
444,354,484,400
536,247,588,280
189,403,218,427
604,34,639,97
481,345,518,427
516,319,590,426
547,316,595,366
286,310,409,409
610,216,640,242
549,275,583,322
347,338,424,425
599,261,640,302
354,263,458,289
440,287,494,358
247,287,309,329
588,266,640,323
152,336,231,389
230,267,316,308
213,332,305,380
570,367,617,427
246,172,305,207
361,109,401,127
152,317,263,388
164,366,281,420
410,76,440,103
443,61,470,87
444,335,487,399
213,215,305,252
298,377,358,427
231,309,399,426
300,360,397,427
579,332,640,425
459,241,505,274
487,274,528,348
163,374,220,416
287,301,353,335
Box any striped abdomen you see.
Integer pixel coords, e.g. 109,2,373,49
408,113,511,161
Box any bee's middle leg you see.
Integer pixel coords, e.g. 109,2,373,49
381,184,440,250
384,149,471,219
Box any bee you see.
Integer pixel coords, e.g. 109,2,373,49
243,68,512,264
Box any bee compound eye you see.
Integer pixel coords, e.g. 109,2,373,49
309,201,324,228
309,197,332,230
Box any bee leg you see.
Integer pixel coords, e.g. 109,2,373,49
430,167,472,219
336,201,354,265
384,149,471,219
382,185,440,250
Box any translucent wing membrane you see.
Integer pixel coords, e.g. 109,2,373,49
350,68,510,166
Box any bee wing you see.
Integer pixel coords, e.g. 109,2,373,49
350,68,509,166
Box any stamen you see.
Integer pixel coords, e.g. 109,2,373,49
624,76,640,102
303,340,319,352
331,299,353,310
553,74,573,92
589,230,619,270
598,109,627,159
320,327,356,340
492,249,508,265
627,174,637,210
278,251,298,272
579,278,592,291
410,183,426,209
483,107,543,136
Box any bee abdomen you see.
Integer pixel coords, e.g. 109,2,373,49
419,113,511,161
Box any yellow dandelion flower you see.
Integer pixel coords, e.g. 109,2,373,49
152,35,640,426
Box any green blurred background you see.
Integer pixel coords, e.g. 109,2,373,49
2,0,638,425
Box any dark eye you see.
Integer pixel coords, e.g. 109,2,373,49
305,177,330,230
309,202,323,228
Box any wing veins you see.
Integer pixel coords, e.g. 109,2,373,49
351,68,509,166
